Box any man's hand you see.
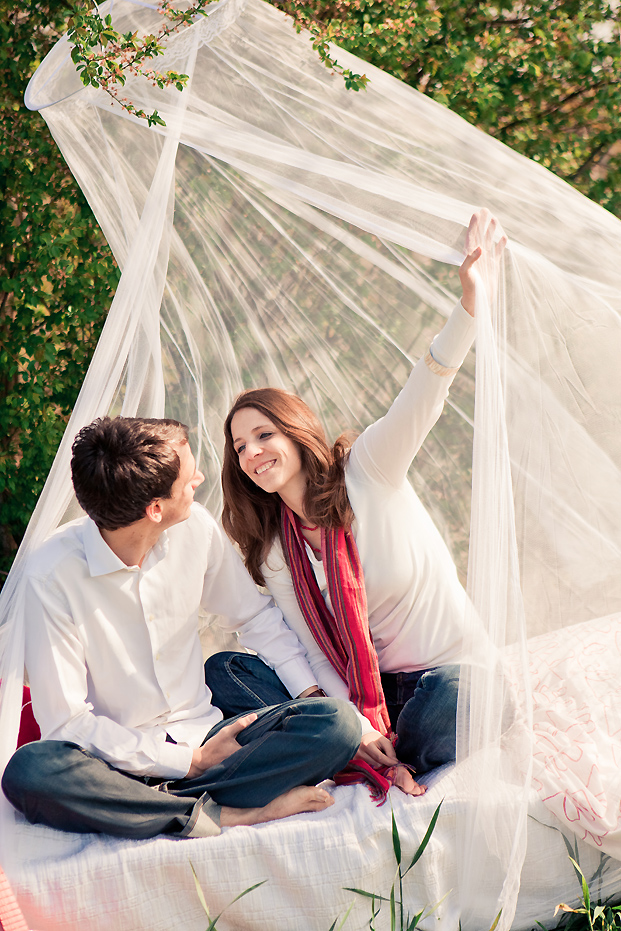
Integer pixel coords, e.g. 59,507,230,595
459,208,507,316
354,730,399,769
186,712,257,779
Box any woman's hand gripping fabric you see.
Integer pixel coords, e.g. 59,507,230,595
459,209,507,316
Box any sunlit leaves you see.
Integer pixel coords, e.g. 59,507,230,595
275,0,621,216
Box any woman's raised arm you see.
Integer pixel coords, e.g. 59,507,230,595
348,210,506,489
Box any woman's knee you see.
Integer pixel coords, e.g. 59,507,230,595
204,650,239,679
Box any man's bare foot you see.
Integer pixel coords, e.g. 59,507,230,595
220,786,334,828
393,765,426,797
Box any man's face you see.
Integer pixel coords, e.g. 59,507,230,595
158,441,204,528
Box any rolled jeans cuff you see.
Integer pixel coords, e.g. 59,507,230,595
177,793,222,838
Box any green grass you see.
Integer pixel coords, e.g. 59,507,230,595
189,808,621,931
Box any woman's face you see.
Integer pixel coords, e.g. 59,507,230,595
230,407,305,502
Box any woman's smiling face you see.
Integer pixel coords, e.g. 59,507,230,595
230,406,305,501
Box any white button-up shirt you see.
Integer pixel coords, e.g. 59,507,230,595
24,503,317,779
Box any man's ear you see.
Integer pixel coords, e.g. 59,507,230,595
145,499,164,524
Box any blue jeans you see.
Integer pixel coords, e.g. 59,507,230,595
205,653,461,775
381,666,461,773
1,696,361,839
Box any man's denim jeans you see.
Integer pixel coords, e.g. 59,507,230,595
2,693,361,839
205,652,462,776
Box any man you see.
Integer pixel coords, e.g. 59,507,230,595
2,417,361,838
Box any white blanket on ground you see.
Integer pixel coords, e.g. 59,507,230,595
6,767,621,931
6,616,621,931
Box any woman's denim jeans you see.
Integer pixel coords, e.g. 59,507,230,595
205,652,462,776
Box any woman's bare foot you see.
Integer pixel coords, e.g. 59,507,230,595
393,765,426,797
220,786,334,828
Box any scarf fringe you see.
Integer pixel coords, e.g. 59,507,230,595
333,760,400,806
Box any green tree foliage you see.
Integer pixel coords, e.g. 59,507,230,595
0,3,118,576
2,0,621,578
276,0,621,215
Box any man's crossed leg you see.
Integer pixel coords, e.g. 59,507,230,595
3,697,361,839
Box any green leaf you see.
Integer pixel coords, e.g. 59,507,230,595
391,804,402,866
488,909,503,931
344,887,392,904
403,801,443,876
189,860,211,919
328,900,355,931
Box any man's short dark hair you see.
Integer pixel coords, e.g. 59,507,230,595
71,417,190,530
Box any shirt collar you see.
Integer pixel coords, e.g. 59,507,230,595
83,518,129,577
82,517,170,577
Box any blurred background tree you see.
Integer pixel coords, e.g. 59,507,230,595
0,2,118,578
277,0,621,214
1,0,620,580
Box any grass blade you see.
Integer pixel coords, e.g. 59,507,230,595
344,887,393,904
189,860,211,920
403,801,443,876
391,804,402,866
328,900,355,931
407,907,426,929
569,858,591,915
227,880,267,906
488,909,502,931
200,876,267,931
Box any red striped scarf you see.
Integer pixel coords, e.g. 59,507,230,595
280,504,391,736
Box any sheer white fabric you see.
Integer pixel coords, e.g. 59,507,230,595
2,0,621,926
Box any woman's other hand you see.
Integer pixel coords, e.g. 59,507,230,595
354,730,399,768
459,208,507,316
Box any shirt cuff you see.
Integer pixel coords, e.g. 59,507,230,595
429,301,476,369
155,740,194,780
274,657,318,699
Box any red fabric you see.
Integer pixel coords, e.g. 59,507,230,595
17,687,40,749
0,688,39,931
281,504,391,735
0,683,40,749
333,759,398,805
0,867,29,931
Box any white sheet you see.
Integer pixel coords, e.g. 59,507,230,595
5,764,620,931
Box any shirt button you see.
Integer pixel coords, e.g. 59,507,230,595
156,653,161,661
148,614,154,621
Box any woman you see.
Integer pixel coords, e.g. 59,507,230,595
208,210,506,795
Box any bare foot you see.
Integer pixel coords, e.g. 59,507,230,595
393,765,426,797
220,786,334,828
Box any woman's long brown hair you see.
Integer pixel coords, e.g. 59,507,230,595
222,388,355,585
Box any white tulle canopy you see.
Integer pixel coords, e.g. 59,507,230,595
2,0,621,927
